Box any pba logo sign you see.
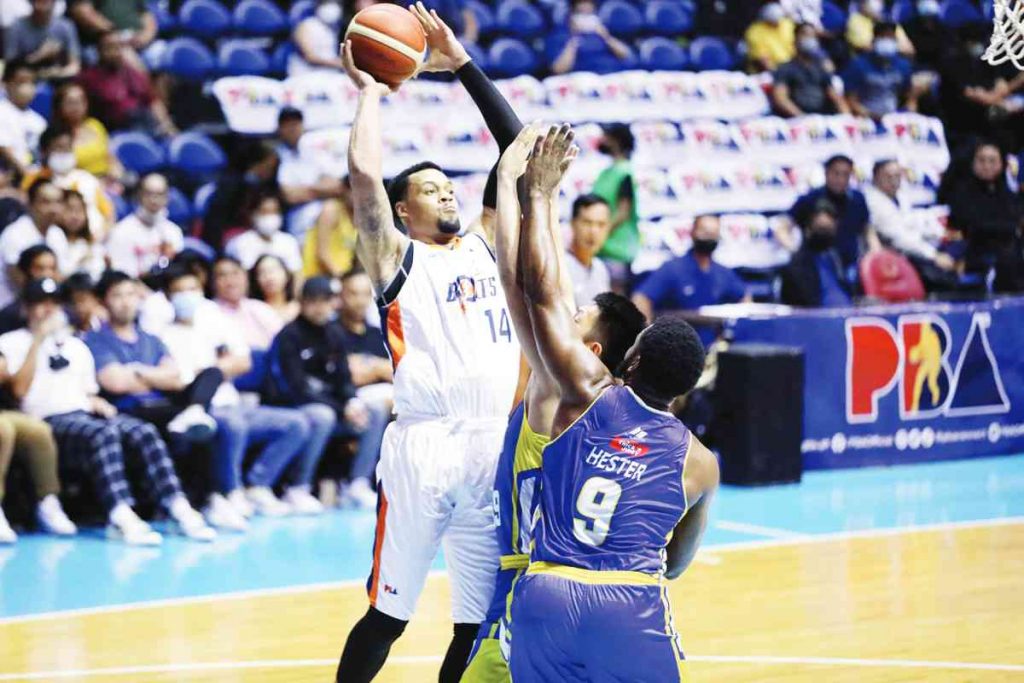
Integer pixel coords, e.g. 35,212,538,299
846,313,1010,424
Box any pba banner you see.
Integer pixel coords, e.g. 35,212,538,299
728,297,1024,469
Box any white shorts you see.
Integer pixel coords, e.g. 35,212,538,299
368,416,506,623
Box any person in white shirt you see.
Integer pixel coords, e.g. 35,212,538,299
275,107,344,239
59,188,106,280
865,159,957,290
0,60,47,173
225,191,303,273
0,277,215,545
564,193,612,308
288,0,344,76
107,173,183,278
0,178,69,307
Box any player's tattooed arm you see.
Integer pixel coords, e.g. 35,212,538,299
343,40,410,290
665,438,720,579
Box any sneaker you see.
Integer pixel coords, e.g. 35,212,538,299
168,496,217,542
0,507,17,544
346,478,378,510
227,488,255,519
204,493,248,533
107,503,162,546
246,487,292,517
36,495,77,536
284,486,324,516
167,405,217,442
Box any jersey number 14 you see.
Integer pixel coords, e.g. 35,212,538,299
484,308,513,344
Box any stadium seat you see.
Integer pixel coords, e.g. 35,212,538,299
892,0,915,23
168,132,227,176
218,41,271,76
599,0,644,39
487,38,538,77
496,0,546,40
644,1,694,37
859,250,926,303
161,37,216,81
233,0,288,36
466,0,496,38
270,42,294,75
689,36,736,70
110,192,132,221
289,0,315,26
464,41,489,71
150,1,178,34
166,186,193,226
182,236,217,261
941,0,984,27
29,81,52,119
639,37,688,71
111,132,167,174
178,0,232,39
193,182,217,217
820,1,847,34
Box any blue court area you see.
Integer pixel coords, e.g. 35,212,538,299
1,454,1022,620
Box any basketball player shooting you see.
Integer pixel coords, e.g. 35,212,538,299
334,5,532,683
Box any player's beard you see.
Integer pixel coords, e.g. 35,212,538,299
438,217,462,235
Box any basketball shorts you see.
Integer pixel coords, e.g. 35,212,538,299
367,416,505,623
462,566,524,682
509,571,690,683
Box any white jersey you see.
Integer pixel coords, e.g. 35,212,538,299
378,232,520,420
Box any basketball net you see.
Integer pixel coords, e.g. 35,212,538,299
984,0,1024,70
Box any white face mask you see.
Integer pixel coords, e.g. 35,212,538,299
171,291,203,322
254,214,283,236
48,152,76,175
316,2,341,25
137,206,168,226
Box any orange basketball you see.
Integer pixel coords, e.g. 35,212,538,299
345,5,427,88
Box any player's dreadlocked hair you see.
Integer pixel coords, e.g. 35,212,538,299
589,292,647,376
626,315,705,400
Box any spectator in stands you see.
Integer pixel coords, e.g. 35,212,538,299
865,159,958,290
275,107,343,240
846,0,914,56
250,254,299,323
3,0,81,81
0,158,26,231
289,0,346,76
226,191,303,275
842,22,916,119
947,141,1024,293
780,206,854,307
302,190,357,279
52,82,122,180
59,189,105,279
107,173,183,278
202,140,279,252
549,0,634,75
62,271,103,333
67,0,157,57
211,256,283,352
903,0,953,71
0,178,69,308
76,30,176,138
787,154,878,271
773,23,850,117
0,277,215,544
564,194,612,309
592,124,638,288
0,61,47,174
0,352,76,543
264,276,371,508
744,3,795,72
0,244,58,334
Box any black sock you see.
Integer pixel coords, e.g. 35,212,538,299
336,607,407,683
437,622,480,683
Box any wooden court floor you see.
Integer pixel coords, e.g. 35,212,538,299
2,521,1022,682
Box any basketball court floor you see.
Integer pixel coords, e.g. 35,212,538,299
1,455,1023,682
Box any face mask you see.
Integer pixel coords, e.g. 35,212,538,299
137,206,168,226
807,230,835,251
797,37,820,55
316,2,342,24
48,152,76,175
171,291,203,322
917,0,940,16
761,3,784,23
874,38,898,58
691,238,719,256
254,214,283,236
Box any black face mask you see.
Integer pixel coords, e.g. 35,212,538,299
692,238,718,255
806,230,836,252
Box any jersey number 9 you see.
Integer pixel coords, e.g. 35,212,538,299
573,476,622,547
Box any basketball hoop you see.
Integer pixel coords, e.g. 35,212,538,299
984,0,1024,70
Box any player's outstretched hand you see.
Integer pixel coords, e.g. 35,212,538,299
498,124,541,183
411,2,471,74
341,40,394,95
526,124,577,196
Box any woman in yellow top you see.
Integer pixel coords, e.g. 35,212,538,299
52,83,124,181
302,194,358,279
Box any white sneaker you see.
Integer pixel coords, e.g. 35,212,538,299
168,496,217,542
284,486,324,515
204,493,248,532
346,478,378,510
107,503,162,546
246,487,292,517
0,507,17,544
227,488,255,519
36,495,77,536
167,405,217,442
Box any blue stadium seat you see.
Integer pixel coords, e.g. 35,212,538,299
644,1,694,37
270,42,294,75
466,0,496,38
487,38,538,77
599,0,644,39
218,41,271,76
689,36,736,70
29,81,52,119
111,132,167,174
233,0,288,36
179,0,232,39
820,1,847,33
639,37,688,71
166,186,193,226
182,237,217,261
168,132,227,176
496,0,546,40
193,182,217,217
161,37,216,81
110,192,132,221
150,1,178,34
464,41,489,71
892,0,915,24
941,1,983,27
289,0,315,26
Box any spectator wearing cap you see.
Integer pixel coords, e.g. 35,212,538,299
265,277,372,506
591,124,639,288
107,173,184,279
0,60,47,174
275,107,345,240
226,190,303,275
0,277,216,545
249,254,300,324
0,244,58,334
564,194,612,309
772,23,850,117
745,3,796,72
846,0,915,56
212,256,284,352
842,22,916,119
780,206,854,307
3,0,81,81
0,178,70,308
548,0,634,76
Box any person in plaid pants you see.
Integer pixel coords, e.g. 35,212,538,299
0,278,216,545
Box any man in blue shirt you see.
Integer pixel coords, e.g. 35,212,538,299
841,22,914,119
780,206,853,307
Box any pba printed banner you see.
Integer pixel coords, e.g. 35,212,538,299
728,297,1024,469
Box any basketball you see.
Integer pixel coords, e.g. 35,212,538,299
345,5,427,88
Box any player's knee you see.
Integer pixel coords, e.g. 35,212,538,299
363,606,408,643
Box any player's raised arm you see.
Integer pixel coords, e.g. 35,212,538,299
665,437,720,579
342,41,411,293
